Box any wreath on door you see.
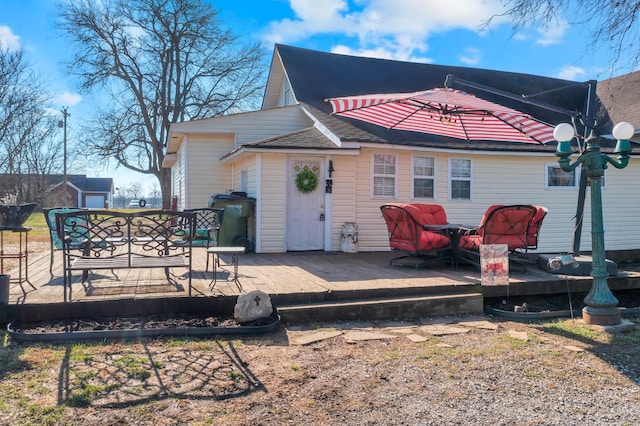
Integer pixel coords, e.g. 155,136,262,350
295,169,319,193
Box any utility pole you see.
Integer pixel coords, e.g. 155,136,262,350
58,108,69,206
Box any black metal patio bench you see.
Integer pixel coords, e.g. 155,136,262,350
55,210,196,302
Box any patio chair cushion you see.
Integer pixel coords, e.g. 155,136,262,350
405,203,448,226
189,229,218,247
459,205,536,251
44,207,86,249
194,229,210,240
381,203,451,253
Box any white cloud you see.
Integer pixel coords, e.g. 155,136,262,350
536,18,569,46
0,25,21,51
54,91,83,107
458,47,481,65
265,0,508,61
556,65,585,81
513,32,529,41
331,44,433,63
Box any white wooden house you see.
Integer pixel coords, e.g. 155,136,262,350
165,44,640,256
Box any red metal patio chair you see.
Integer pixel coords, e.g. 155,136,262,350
458,204,538,271
380,203,452,268
524,205,549,251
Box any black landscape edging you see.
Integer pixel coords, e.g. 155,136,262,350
485,306,640,322
7,315,281,343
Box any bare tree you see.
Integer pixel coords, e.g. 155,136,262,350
0,44,62,203
128,182,143,200
149,182,161,199
56,0,267,208
493,1,640,75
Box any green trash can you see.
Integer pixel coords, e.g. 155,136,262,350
210,193,255,249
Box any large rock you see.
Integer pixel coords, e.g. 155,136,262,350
234,290,273,324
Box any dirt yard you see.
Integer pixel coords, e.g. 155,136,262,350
1,313,640,425
1,232,640,424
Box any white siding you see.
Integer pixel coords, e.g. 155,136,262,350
330,156,357,251
276,75,294,107
258,154,287,253
174,122,640,255
169,106,312,150
351,147,640,254
185,135,233,208
232,157,257,195
171,141,187,209
354,148,394,251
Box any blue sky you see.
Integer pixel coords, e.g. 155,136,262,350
0,0,630,195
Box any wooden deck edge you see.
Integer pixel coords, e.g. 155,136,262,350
277,293,484,323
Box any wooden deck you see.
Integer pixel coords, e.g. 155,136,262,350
4,248,640,322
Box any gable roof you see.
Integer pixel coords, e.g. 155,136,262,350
272,44,622,152
82,177,114,192
596,71,640,132
243,127,340,150
49,175,113,192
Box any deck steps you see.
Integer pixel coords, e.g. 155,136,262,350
276,292,484,323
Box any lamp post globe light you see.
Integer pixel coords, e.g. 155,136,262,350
554,121,634,326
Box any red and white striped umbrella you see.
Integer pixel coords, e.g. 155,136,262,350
326,87,555,144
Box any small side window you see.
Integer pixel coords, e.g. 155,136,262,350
449,158,471,200
372,154,397,198
413,156,435,199
546,163,577,189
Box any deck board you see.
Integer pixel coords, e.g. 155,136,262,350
5,248,640,307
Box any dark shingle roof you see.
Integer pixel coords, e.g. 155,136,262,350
83,178,113,192
596,71,640,132
244,128,342,149
49,174,113,192
276,44,616,152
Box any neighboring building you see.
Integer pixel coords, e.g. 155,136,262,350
165,44,640,255
0,174,114,209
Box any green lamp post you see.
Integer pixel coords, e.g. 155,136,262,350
553,121,634,325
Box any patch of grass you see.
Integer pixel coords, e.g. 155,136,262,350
499,333,539,349
66,383,120,407
161,336,221,350
301,398,317,406
161,337,186,347
541,320,612,344
376,346,405,361
113,354,151,381
70,344,95,363
612,328,640,345
27,404,65,423
227,370,244,380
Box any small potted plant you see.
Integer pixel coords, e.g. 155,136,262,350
0,194,37,228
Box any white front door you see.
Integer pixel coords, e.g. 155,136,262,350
286,158,325,251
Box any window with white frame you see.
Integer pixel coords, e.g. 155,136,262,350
413,156,435,199
372,154,396,197
546,163,577,188
449,158,471,200
545,163,606,189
